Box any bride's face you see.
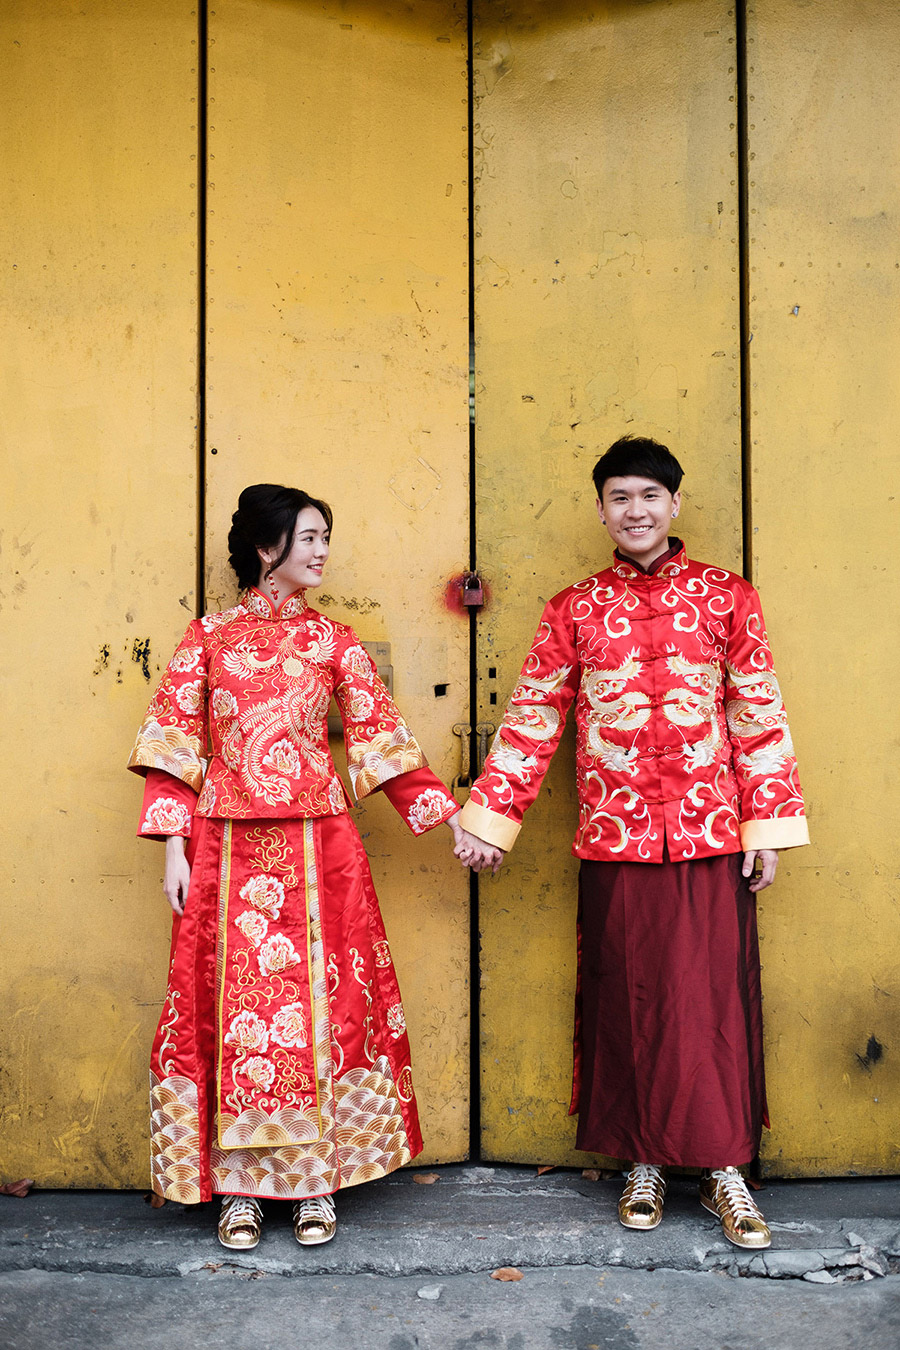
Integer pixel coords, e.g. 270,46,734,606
259,507,330,593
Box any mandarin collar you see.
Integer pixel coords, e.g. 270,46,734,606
612,539,687,582
241,586,309,621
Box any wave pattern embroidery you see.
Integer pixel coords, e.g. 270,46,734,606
149,1072,202,1204
210,1055,412,1198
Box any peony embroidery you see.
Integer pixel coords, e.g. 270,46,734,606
262,739,303,776
169,645,202,673
407,788,451,834
327,777,346,814
342,645,374,681
224,1010,269,1053
175,680,204,714
212,687,238,720
270,1002,308,1049
200,607,239,633
142,797,191,835
196,779,217,813
235,910,269,947
241,1055,276,1092
239,874,285,921
258,933,301,977
386,1003,406,1038
345,688,375,722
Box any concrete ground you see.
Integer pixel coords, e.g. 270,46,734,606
1,1166,898,1349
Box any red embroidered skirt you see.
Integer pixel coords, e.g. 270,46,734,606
573,850,767,1168
148,814,422,1202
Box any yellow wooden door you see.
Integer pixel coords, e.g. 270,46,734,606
472,0,900,1177
747,0,900,1177
203,0,473,1162
3,0,897,1189
0,0,199,1185
472,0,744,1165
0,0,470,1185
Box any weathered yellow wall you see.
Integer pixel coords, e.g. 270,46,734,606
203,0,473,1161
2,0,897,1186
747,0,900,1175
472,0,743,1164
0,0,199,1185
0,0,470,1187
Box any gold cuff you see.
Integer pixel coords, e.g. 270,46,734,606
458,800,521,852
740,815,810,851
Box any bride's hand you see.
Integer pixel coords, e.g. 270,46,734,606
164,836,192,916
446,813,505,874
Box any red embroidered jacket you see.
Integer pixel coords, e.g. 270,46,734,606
129,587,458,839
459,545,809,862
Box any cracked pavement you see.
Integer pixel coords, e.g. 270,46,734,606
1,1166,899,1347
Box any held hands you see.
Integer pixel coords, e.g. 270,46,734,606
742,848,778,893
446,812,505,875
164,835,192,916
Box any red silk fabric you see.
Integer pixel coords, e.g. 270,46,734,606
137,764,457,842
573,850,767,1168
148,813,422,1202
216,824,318,1138
467,544,807,861
129,587,457,829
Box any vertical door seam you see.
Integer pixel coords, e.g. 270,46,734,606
737,2,753,583
466,0,482,1162
197,2,209,615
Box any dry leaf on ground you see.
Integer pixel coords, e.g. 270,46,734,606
536,1166,556,1175
413,1172,441,1185
581,1168,601,1181
0,1180,34,1198
144,1192,167,1208
746,1176,765,1192
491,1267,524,1282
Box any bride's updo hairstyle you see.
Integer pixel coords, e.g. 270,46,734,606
227,483,333,590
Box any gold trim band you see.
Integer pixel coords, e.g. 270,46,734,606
740,815,810,852
458,800,521,852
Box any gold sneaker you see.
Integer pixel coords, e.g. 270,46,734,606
699,1167,771,1249
217,1194,263,1250
292,1194,337,1246
617,1163,667,1230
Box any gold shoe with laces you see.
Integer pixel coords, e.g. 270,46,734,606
292,1194,337,1246
617,1163,667,1230
217,1195,263,1250
699,1167,771,1249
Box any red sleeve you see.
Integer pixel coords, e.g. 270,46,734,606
459,592,580,851
724,582,809,852
137,768,199,841
379,767,459,835
127,620,208,793
331,633,429,800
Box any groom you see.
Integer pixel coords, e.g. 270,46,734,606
455,435,808,1248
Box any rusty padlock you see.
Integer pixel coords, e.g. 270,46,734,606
461,571,484,608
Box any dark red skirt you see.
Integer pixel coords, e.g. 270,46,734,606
573,850,767,1168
